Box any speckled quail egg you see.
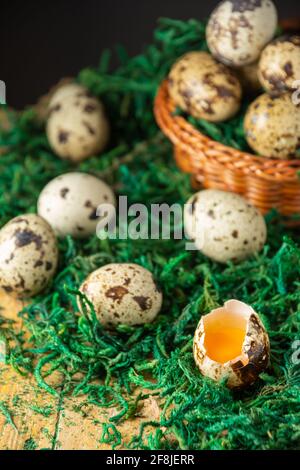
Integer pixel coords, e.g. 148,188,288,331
184,189,267,263
235,62,262,94
206,0,278,67
258,35,300,93
193,299,270,388
79,263,163,327
46,91,110,163
0,214,58,298
244,92,300,159
48,83,89,112
168,51,242,122
37,172,116,239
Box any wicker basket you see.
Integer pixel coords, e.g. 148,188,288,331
154,21,300,218
154,81,300,217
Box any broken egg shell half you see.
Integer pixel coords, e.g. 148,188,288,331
193,300,270,389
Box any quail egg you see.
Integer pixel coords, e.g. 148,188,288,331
168,51,242,122
244,92,300,159
0,214,58,298
206,0,278,67
79,263,163,327
184,189,267,263
37,172,116,239
258,35,300,93
193,299,270,388
48,83,89,112
46,91,109,163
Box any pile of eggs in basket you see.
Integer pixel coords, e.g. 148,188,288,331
168,0,300,159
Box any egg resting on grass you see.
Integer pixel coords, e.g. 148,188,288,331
79,263,163,327
168,51,242,122
184,189,267,263
258,35,300,93
206,0,278,67
46,91,109,163
0,214,58,298
193,299,270,389
37,172,116,239
244,92,300,159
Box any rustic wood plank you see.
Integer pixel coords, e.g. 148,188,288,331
55,393,161,450
0,291,60,450
0,366,60,450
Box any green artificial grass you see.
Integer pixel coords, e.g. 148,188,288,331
0,18,300,450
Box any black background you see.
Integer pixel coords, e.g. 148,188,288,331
1,0,299,109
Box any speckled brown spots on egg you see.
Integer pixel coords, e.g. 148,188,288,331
133,296,152,311
60,187,69,199
105,286,129,303
49,103,61,114
82,120,96,135
168,51,242,122
47,85,110,163
37,172,116,239
83,103,97,113
206,0,277,66
58,130,69,144
229,0,263,14
0,214,58,298
244,92,300,158
14,229,43,250
78,263,163,327
258,35,300,92
184,189,267,263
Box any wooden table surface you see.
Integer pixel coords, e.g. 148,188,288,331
0,291,161,450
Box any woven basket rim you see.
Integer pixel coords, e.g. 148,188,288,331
155,80,300,183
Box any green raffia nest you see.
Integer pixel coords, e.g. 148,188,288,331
0,18,300,450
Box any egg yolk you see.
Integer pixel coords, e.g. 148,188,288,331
204,323,246,364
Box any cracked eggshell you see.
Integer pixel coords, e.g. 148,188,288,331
46,92,109,163
37,172,116,239
184,189,267,263
193,300,270,388
244,92,300,159
206,0,278,67
79,263,163,327
258,35,300,93
168,51,242,122
0,214,58,298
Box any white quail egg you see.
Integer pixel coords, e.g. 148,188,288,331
37,172,116,239
0,214,58,298
184,189,267,263
244,92,300,159
168,51,242,122
46,91,109,163
79,263,163,327
206,0,278,67
258,35,300,93
193,299,270,388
